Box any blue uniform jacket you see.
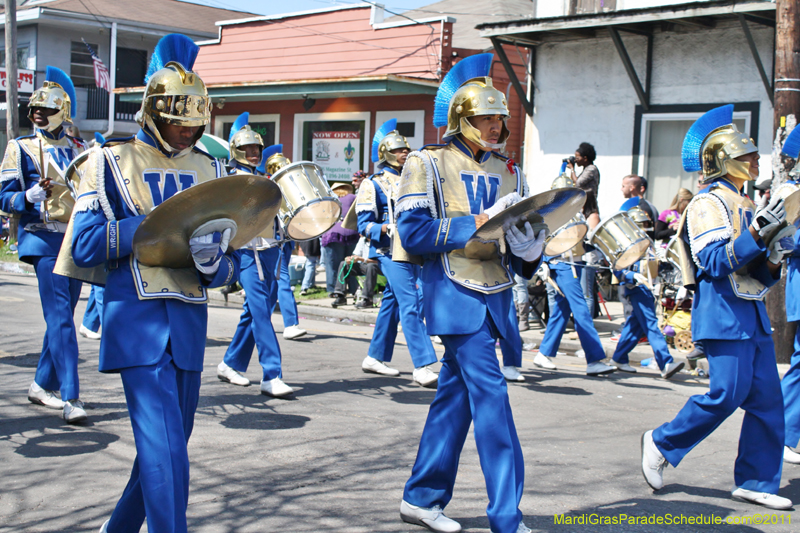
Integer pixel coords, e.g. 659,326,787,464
685,179,778,341
396,142,538,338
782,181,800,322
0,129,77,262
357,167,397,259
71,129,239,373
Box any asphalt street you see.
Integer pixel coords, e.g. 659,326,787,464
1,270,798,533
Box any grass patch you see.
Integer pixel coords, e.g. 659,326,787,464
0,242,20,263
292,285,330,300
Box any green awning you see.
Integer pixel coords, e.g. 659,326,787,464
196,133,229,159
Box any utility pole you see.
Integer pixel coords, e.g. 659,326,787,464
4,0,19,141
768,0,800,364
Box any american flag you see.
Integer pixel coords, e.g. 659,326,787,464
82,39,110,92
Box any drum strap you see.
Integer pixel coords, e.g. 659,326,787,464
372,175,395,253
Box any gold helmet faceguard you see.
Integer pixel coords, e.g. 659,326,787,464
378,131,410,168
700,124,758,183
138,61,211,155
551,174,575,190
444,77,510,151
29,82,72,132
266,153,291,176
230,125,264,168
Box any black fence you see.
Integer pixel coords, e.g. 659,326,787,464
85,85,139,121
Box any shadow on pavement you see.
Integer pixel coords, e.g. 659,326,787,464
15,429,120,458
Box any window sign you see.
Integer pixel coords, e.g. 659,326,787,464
311,131,360,181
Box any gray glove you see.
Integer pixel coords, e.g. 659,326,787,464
752,196,786,238
768,225,796,264
190,228,232,275
537,263,550,282
506,222,546,262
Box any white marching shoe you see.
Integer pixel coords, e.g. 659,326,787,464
260,377,294,398
732,487,793,510
283,325,307,340
400,500,461,533
413,365,439,388
586,361,616,376
533,352,556,370
28,381,65,409
502,366,525,382
63,399,87,424
99,519,109,532
661,361,685,380
362,356,400,377
79,324,102,340
611,360,637,373
784,446,800,464
516,522,532,533
217,362,251,386
641,430,667,491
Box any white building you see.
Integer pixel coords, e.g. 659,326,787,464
479,0,776,215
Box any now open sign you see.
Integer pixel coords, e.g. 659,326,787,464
0,68,35,93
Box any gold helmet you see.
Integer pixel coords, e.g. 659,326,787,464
228,113,264,168
372,119,410,169
28,67,76,132
683,105,758,184
434,54,510,151
261,144,291,176
551,174,575,190
627,205,652,228
139,34,210,154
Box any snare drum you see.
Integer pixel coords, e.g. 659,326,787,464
271,162,342,241
544,214,588,256
586,212,651,270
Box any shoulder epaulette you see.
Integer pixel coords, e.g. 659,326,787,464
103,135,136,148
491,151,509,161
421,143,446,151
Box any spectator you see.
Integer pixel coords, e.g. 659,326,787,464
299,237,321,296
567,142,601,227
321,182,360,296
351,170,367,191
621,174,658,226
330,236,380,308
655,188,693,242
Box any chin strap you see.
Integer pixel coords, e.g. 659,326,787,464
143,115,195,157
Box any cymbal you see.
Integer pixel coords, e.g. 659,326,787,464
133,173,283,268
472,187,587,243
341,200,358,231
785,189,800,226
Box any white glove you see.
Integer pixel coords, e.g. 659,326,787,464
190,228,232,275
581,250,603,265
386,223,396,238
537,263,550,282
26,183,48,203
676,287,688,300
484,192,523,219
752,196,786,238
768,225,796,264
633,273,648,285
506,222,546,262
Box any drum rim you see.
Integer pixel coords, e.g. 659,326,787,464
609,236,650,270
271,160,325,181
586,211,633,243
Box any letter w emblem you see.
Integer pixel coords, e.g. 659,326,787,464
461,171,501,215
143,170,197,206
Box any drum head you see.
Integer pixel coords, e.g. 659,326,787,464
284,200,342,241
544,221,588,256
614,239,651,270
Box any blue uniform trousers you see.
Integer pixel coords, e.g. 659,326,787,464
272,242,300,328
368,256,436,368
653,333,784,493
781,328,800,448
500,302,523,367
538,263,604,363
107,351,201,533
82,285,104,333
31,255,82,400
612,285,673,370
403,316,524,533
224,249,283,381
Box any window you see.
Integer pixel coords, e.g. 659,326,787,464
213,114,281,160
570,0,616,15
116,48,148,88
374,110,426,154
294,112,371,181
71,41,98,88
1,44,30,69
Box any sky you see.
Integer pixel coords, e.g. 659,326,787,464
182,0,435,17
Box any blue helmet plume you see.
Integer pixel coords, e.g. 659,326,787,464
434,53,493,128
681,104,733,172
372,118,397,163
94,132,106,145
229,112,249,144
783,126,800,159
620,197,640,212
45,66,77,118
145,34,199,84
258,144,283,174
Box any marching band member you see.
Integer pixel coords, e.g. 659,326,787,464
0,67,87,423
395,53,543,533
80,285,103,340
356,118,438,388
68,34,240,532
216,121,294,397
642,105,794,509
534,177,616,377
610,258,684,378
777,127,800,465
